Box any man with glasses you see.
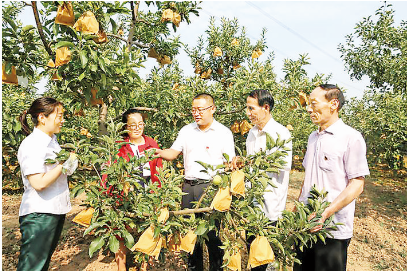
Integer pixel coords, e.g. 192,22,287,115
157,93,235,271
294,84,369,271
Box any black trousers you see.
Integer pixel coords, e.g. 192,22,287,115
293,237,351,271
182,181,224,271
17,213,66,271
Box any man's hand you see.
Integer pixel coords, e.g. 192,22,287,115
308,211,328,233
231,156,245,170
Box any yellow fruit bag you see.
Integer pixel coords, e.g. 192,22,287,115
131,225,163,259
157,55,172,66
74,11,99,34
180,230,197,254
148,48,159,59
299,91,308,107
230,170,245,197
55,47,72,67
231,121,240,134
172,12,181,27
93,29,108,43
72,207,94,227
52,72,62,81
213,46,223,57
157,207,169,224
55,2,75,27
239,120,252,135
47,59,56,68
251,49,263,59
2,64,18,85
247,236,275,268
161,9,173,23
90,88,103,106
227,250,242,271
210,186,232,212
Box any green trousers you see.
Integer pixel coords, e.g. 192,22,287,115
17,213,65,271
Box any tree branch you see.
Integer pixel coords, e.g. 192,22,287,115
195,184,212,209
216,106,246,115
31,1,53,57
126,1,139,50
125,207,212,218
107,33,150,48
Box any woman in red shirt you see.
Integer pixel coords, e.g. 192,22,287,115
103,108,162,271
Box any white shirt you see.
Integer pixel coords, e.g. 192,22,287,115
17,128,71,216
129,144,151,176
246,117,292,221
171,120,236,180
299,119,369,239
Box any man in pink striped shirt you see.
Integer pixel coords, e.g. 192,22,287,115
295,84,370,271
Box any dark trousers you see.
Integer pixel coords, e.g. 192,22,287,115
293,237,351,271
17,213,66,271
182,181,224,271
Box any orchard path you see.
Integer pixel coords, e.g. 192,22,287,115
2,170,407,270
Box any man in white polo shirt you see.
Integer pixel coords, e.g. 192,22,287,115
157,93,235,271
294,84,370,271
245,89,292,271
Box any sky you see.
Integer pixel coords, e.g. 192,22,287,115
15,1,407,99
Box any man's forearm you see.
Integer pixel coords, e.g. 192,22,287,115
156,148,180,161
322,176,365,220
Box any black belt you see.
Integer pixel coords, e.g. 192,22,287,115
184,178,210,185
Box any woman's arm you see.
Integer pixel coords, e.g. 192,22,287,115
27,164,64,191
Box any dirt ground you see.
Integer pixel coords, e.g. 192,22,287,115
2,170,407,270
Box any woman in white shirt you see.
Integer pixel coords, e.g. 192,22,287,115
17,97,78,271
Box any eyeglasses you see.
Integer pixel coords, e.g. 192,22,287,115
127,122,145,130
191,105,213,115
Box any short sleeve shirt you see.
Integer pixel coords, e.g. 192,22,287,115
17,128,71,216
246,117,292,221
299,119,370,239
171,120,235,180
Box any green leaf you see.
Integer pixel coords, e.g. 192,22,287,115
89,236,105,258
122,230,135,247
55,41,75,49
79,50,88,68
101,73,106,88
108,235,120,253
78,72,85,81
5,62,13,74
22,25,35,32
195,222,208,235
222,153,230,162
98,58,106,72
266,133,275,150
110,18,117,33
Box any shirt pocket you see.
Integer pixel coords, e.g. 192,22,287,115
319,152,335,172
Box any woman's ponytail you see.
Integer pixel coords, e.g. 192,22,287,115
19,109,31,136
19,97,62,136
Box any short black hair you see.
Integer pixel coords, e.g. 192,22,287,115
318,84,345,110
248,89,274,111
194,93,214,105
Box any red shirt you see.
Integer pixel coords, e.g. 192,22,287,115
101,135,162,191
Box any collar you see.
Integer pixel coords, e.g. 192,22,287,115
32,127,55,146
319,119,343,135
252,117,277,136
193,119,218,132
